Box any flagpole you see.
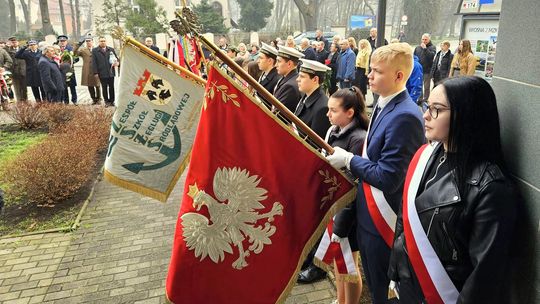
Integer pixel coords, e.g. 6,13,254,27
195,34,334,154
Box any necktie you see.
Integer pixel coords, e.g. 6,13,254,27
295,96,307,115
371,105,381,124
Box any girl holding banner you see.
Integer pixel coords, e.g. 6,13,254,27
388,76,517,304
316,87,369,304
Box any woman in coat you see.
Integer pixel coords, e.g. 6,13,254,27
354,39,371,98
449,40,477,77
324,87,368,304
388,76,517,304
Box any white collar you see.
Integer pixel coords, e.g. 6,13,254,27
377,88,406,110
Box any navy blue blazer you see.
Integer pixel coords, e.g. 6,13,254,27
349,90,425,237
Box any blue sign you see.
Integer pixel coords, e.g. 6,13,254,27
479,0,494,3
350,15,375,29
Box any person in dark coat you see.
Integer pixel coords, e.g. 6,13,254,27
413,33,437,102
38,46,64,102
57,35,78,104
388,76,516,304
430,40,453,86
6,36,27,101
326,43,340,95
15,40,45,102
315,41,329,64
294,59,332,139
315,29,329,51
299,38,317,61
92,37,119,106
257,42,280,108
273,45,304,114
324,86,369,304
145,37,160,54
295,59,332,284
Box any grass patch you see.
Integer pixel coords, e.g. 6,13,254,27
0,130,47,166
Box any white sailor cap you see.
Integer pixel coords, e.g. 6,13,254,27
260,42,278,59
299,59,331,76
277,45,305,61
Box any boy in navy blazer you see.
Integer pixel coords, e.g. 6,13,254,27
327,43,425,304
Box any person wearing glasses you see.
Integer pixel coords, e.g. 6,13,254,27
388,76,517,303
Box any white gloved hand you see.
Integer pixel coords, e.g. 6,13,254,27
326,146,354,170
331,233,344,243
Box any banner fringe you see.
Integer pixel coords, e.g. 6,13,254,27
276,187,357,303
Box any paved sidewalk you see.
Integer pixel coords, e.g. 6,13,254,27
0,173,336,304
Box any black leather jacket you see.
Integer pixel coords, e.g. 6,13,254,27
388,144,516,304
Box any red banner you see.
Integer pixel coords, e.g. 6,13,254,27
166,64,356,303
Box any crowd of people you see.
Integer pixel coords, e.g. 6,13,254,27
217,29,514,304
0,34,119,109
0,27,515,303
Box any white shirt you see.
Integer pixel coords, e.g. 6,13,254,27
376,88,406,110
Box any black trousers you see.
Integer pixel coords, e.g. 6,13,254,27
31,86,46,102
88,86,101,102
356,68,368,96
357,227,391,304
63,84,77,104
100,77,115,105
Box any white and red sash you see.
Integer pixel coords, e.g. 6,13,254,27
361,115,397,247
314,217,358,277
403,143,459,304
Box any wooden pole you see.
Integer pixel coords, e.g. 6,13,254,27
195,34,334,154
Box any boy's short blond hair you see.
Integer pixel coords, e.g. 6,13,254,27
371,42,413,80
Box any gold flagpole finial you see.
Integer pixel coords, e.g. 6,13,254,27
111,26,128,43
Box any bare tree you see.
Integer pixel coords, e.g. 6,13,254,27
20,0,32,33
39,0,54,34
59,0,67,35
8,0,16,34
293,0,320,31
69,0,76,38
75,0,81,37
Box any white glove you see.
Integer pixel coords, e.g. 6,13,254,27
330,233,344,243
326,146,354,170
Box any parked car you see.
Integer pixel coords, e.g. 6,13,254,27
293,31,337,45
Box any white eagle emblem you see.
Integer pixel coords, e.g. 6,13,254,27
182,167,284,269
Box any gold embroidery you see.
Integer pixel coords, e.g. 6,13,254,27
318,169,341,209
182,167,283,269
204,81,241,110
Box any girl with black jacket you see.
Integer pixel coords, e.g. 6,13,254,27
325,87,369,304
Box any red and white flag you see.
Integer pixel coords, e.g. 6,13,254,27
314,218,359,280
403,143,459,304
166,64,356,303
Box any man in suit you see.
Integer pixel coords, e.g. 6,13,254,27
430,40,453,86
15,40,45,102
38,46,64,102
92,36,119,107
273,45,304,114
327,43,424,304
145,37,160,54
257,42,279,108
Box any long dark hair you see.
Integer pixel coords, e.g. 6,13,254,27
441,76,506,192
330,86,369,130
